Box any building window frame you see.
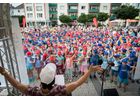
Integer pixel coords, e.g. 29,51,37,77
60,6,64,10
36,6,42,11
81,6,85,10
103,6,107,10
27,13,33,18
37,13,43,18
26,6,33,11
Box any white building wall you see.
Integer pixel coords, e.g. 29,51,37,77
12,8,24,16
45,3,50,21
57,3,67,25
78,3,88,16
100,3,110,25
35,3,45,21
24,3,35,22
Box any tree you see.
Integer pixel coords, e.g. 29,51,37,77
87,14,97,22
12,15,25,24
59,15,73,25
113,5,139,27
97,12,110,24
77,13,87,25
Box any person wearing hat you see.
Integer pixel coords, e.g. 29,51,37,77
33,50,43,80
127,54,135,82
79,51,90,83
0,62,103,96
65,50,77,82
55,51,64,75
120,49,127,59
110,54,121,85
114,59,136,93
26,51,34,82
72,50,79,78
89,50,99,79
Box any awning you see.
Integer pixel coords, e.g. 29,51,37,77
135,16,139,19
110,19,139,23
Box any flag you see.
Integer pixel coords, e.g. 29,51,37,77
23,18,26,29
93,18,98,28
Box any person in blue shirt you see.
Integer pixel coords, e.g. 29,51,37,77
26,51,34,82
110,54,121,85
89,50,99,78
127,54,135,81
100,52,110,82
115,59,135,93
33,50,43,80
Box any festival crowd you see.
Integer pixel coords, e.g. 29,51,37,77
22,25,140,93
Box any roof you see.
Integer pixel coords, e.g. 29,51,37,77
13,3,24,9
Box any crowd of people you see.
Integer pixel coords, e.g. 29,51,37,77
22,25,140,93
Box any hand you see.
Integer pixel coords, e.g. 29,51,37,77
89,64,103,73
0,67,5,74
129,71,132,74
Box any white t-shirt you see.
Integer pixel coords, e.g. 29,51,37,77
81,58,88,65
66,58,72,69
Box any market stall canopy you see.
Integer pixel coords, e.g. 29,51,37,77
135,16,139,19
110,19,139,23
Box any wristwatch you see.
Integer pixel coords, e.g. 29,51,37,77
1,71,6,75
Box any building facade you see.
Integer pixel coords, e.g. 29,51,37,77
24,3,124,27
11,4,24,16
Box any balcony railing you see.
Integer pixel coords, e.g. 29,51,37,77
89,3,100,5
110,16,116,19
89,9,99,12
69,16,77,19
49,11,57,13
67,3,78,5
49,4,57,7
68,9,78,12
111,3,121,5
50,18,57,20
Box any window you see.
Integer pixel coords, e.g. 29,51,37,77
50,14,57,18
138,3,140,8
27,13,33,18
81,13,85,14
103,6,107,10
111,13,115,17
26,3,32,4
26,6,32,11
60,13,64,15
49,8,57,11
69,6,77,9
18,10,20,12
12,11,14,15
90,6,98,9
36,3,42,4
81,6,85,9
36,6,42,11
126,3,130,6
37,13,43,18
111,6,119,10
69,13,77,16
60,6,64,10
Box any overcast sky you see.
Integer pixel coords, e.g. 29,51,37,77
11,3,22,7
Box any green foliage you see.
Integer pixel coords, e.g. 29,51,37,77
114,5,139,20
12,15,25,24
87,14,97,22
97,12,110,22
60,24,63,27
113,5,139,27
59,15,73,24
77,14,87,24
98,22,102,27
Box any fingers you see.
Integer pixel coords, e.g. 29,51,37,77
97,67,103,72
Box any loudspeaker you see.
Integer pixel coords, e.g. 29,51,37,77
103,88,119,96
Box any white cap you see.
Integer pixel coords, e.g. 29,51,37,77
40,63,56,84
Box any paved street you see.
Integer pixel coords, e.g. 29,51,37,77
29,69,140,96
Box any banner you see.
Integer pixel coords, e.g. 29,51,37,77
0,18,29,87
23,17,25,29
134,52,140,80
93,18,98,28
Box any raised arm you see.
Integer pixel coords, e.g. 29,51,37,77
65,64,103,95
0,67,28,94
